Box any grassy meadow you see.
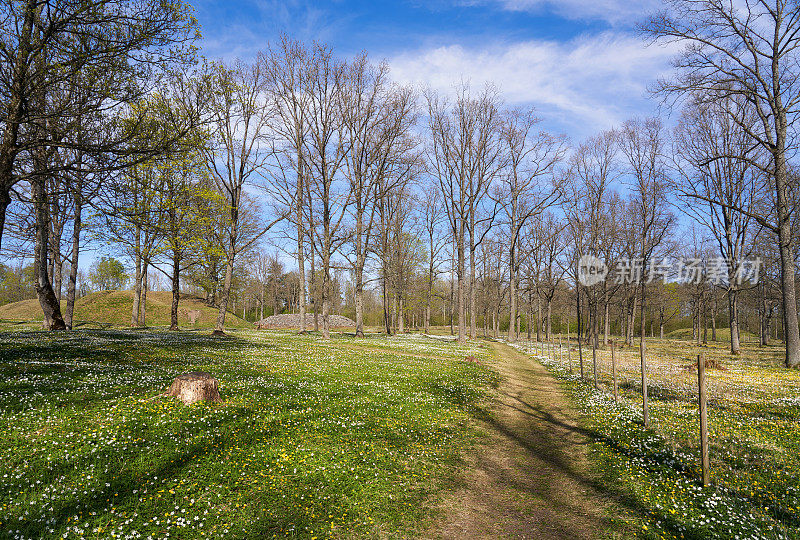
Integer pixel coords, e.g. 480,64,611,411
0,330,495,539
517,336,800,539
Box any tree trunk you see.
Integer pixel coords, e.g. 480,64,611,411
140,261,148,327
64,190,82,330
577,287,584,379
546,298,552,341
469,230,477,341
711,301,717,342
170,252,180,331
33,173,66,330
131,247,142,327
214,257,233,334
776,147,800,367
311,253,319,332
398,296,405,333
603,289,609,347
321,238,331,340
457,226,466,344
297,227,306,332
639,282,649,427
355,260,365,337
508,262,517,342
591,305,598,389
536,296,542,342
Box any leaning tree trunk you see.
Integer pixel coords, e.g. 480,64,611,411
33,173,66,330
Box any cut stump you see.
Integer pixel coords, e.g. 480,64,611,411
166,372,222,405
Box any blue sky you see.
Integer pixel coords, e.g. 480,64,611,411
193,0,676,141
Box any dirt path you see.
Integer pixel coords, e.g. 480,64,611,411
426,341,614,539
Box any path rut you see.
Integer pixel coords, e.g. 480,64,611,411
427,341,614,539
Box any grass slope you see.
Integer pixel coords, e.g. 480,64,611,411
0,290,250,329
664,327,761,343
0,330,495,538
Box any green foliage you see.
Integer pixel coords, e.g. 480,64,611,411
0,264,35,305
88,257,129,291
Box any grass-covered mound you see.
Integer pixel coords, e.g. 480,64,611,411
0,290,250,329
0,330,495,538
664,326,760,343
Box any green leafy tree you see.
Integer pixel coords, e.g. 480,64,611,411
89,257,129,291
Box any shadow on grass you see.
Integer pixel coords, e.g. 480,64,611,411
0,330,257,413
5,412,244,538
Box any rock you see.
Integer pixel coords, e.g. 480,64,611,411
165,372,222,405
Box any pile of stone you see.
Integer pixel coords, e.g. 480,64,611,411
254,313,356,329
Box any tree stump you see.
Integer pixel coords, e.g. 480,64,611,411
166,372,222,405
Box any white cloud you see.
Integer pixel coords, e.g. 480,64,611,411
387,32,677,137
467,0,662,25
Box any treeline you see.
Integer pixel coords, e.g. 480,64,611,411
3,1,800,371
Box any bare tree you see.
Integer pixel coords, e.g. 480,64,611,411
262,37,312,332
498,107,566,342
619,117,674,427
202,60,276,334
674,96,765,355
646,0,800,367
341,54,417,337
426,85,502,343
419,187,447,333
302,44,352,339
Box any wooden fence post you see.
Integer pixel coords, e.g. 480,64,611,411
567,329,572,373
698,353,710,487
611,341,618,403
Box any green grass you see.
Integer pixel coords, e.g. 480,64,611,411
0,330,496,539
515,338,800,539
